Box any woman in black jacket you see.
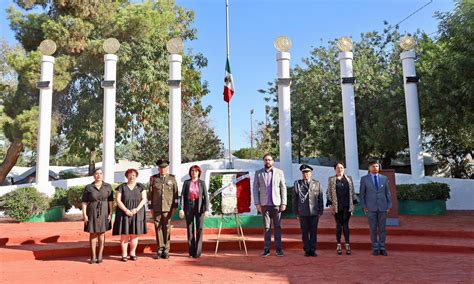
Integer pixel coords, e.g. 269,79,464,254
326,162,358,255
179,165,210,258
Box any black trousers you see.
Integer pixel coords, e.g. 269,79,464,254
299,215,319,253
185,200,204,257
334,207,351,244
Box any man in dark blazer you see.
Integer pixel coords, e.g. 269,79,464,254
359,161,392,256
253,153,287,257
293,164,324,257
149,159,179,259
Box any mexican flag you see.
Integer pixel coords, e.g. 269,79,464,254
223,57,234,103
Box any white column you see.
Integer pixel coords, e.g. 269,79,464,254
338,51,360,189
168,54,182,177
401,50,425,181
35,55,55,195
276,52,292,184
102,54,118,183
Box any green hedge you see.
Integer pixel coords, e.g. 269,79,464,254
50,187,72,212
0,187,50,222
209,175,223,215
397,183,450,201
67,183,120,210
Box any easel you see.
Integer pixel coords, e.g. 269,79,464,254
214,213,248,256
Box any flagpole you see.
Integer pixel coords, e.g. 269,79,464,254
226,0,233,169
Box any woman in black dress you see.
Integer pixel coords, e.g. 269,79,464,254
179,165,209,258
326,162,358,255
81,169,114,264
112,168,147,261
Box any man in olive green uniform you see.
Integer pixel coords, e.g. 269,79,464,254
149,159,179,259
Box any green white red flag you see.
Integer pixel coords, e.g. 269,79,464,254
223,57,234,103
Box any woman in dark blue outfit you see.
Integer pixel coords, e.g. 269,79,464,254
81,169,114,264
113,168,147,261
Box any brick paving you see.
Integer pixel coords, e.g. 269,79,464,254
0,211,473,283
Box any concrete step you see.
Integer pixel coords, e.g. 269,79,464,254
1,232,472,262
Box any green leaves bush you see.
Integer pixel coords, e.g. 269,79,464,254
50,187,72,212
0,187,49,222
397,183,450,201
67,183,120,210
208,175,223,215
67,185,85,209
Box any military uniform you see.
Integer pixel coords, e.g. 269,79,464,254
149,171,179,258
292,164,324,257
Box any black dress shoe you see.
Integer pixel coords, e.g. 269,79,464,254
380,250,388,256
304,251,310,257
372,250,379,256
276,249,284,257
261,249,270,257
311,251,317,257
161,252,170,259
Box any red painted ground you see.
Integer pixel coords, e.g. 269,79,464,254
0,211,473,283
1,251,473,283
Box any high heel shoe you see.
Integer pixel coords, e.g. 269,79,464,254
96,258,103,264
336,243,342,255
130,255,137,261
89,258,97,264
121,256,128,262
345,243,352,255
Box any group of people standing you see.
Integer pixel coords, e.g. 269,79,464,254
254,154,392,258
81,154,392,263
81,159,209,264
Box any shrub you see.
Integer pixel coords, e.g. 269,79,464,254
397,183,451,201
67,185,85,209
68,183,120,210
208,175,223,215
50,187,72,212
0,187,50,222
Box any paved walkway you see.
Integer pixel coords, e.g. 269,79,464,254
1,251,472,283
0,211,473,283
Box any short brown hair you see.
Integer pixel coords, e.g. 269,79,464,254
125,168,139,177
262,153,273,160
188,165,202,178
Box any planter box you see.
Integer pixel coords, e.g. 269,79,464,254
352,203,365,216
27,206,65,222
398,200,447,216
204,215,263,228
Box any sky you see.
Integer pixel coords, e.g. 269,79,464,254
0,0,455,151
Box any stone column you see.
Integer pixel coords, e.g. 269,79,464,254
167,38,183,177
401,49,425,181
101,52,118,183
275,36,293,184
337,37,360,190
35,40,56,196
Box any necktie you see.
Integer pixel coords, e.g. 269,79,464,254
374,175,379,189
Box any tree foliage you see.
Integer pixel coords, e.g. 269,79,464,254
260,26,408,168
417,0,474,178
1,0,222,182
